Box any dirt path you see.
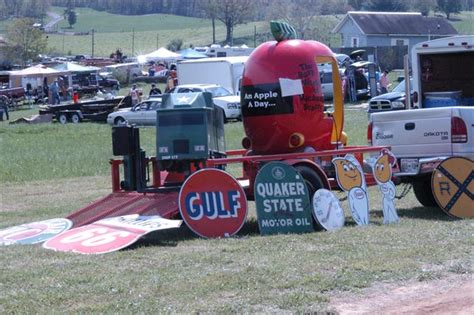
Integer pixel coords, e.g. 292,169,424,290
331,274,473,314
44,11,63,32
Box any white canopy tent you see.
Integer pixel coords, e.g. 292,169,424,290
137,47,181,63
9,64,67,89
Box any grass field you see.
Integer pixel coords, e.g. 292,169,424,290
0,106,472,312
45,6,342,57
9,8,472,58
450,11,474,34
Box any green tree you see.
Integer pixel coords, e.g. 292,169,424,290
367,0,409,11
5,18,48,65
437,0,462,19
412,0,437,16
167,38,183,51
67,10,77,28
212,0,254,45
203,0,219,44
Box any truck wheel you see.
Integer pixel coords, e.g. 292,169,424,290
412,179,438,208
58,113,68,124
114,117,125,125
222,111,228,124
70,113,80,124
294,165,324,197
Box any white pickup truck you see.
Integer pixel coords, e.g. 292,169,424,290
369,36,474,207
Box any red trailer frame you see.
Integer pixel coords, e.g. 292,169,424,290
109,145,391,199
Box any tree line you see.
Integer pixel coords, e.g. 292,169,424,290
0,0,470,22
0,0,471,67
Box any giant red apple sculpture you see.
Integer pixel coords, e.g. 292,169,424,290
241,22,343,155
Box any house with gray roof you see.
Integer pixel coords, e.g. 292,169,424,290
332,11,458,53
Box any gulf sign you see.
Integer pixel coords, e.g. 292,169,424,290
0,218,72,245
179,169,247,238
43,215,182,254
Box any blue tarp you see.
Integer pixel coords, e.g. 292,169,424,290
179,48,208,59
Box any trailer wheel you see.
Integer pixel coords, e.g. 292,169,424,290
58,113,68,124
294,165,324,197
412,179,438,208
70,113,80,124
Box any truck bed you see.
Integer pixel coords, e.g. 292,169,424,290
370,106,474,175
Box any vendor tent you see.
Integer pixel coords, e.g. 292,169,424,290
52,62,99,72
52,62,99,87
9,64,67,89
138,47,181,63
179,48,208,59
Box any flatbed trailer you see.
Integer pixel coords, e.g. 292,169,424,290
67,145,389,228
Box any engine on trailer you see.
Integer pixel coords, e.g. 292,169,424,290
156,92,226,175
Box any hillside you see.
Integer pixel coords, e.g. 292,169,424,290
3,8,472,58
46,7,340,57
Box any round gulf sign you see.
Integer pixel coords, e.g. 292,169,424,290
432,157,473,218
0,218,72,245
179,169,247,238
312,189,345,231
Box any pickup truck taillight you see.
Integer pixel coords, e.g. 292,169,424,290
367,121,373,145
451,117,467,143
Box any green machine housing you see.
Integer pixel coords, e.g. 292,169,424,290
156,92,226,173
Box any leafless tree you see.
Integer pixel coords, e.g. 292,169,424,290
203,0,254,45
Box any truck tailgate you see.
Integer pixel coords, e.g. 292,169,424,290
371,108,454,158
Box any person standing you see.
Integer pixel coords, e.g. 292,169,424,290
165,70,178,92
50,80,61,105
379,70,390,94
129,84,140,106
25,82,33,107
0,95,9,121
149,84,162,97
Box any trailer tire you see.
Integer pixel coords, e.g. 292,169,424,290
412,179,438,208
70,113,80,124
58,113,68,124
294,165,324,198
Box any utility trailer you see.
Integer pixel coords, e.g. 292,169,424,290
39,96,131,124
65,24,391,229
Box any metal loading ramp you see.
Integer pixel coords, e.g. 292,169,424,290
66,191,180,227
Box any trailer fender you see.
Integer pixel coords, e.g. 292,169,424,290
285,159,330,191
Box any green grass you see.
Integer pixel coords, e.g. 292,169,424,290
1,105,472,312
44,6,341,57
450,11,474,34
46,6,271,57
1,106,369,183
2,8,473,58
1,7,474,312
57,8,211,33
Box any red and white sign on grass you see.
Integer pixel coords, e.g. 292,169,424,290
179,169,247,238
0,218,72,245
43,215,182,254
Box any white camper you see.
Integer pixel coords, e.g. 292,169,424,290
177,56,248,95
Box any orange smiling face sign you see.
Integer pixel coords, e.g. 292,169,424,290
373,154,392,184
333,158,363,191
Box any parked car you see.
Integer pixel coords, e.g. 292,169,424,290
319,69,344,100
368,78,414,115
96,72,120,90
345,61,381,100
107,98,161,126
169,84,241,122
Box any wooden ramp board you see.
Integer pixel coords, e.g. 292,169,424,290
67,191,179,227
